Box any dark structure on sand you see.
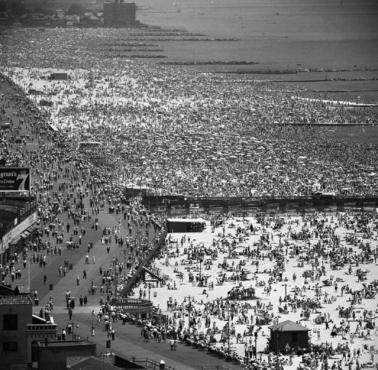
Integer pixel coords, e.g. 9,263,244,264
269,320,310,353
104,0,136,27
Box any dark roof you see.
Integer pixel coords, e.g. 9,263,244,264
0,284,17,295
67,356,122,370
269,320,310,332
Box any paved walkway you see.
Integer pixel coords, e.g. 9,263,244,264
51,310,242,370
38,210,131,307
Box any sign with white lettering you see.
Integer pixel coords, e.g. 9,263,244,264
0,167,30,191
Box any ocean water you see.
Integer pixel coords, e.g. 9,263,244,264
136,0,378,68
322,125,378,145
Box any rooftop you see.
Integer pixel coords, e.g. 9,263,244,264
269,320,310,332
67,356,122,370
167,218,206,223
38,340,94,348
0,294,33,305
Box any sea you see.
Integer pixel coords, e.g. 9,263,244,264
136,0,378,69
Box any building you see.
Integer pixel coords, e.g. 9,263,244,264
28,315,58,367
49,72,69,81
0,285,57,369
110,297,153,319
269,320,310,353
104,0,136,27
166,218,206,233
0,291,33,369
35,340,96,370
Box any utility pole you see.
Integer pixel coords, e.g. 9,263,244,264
227,301,231,354
123,247,126,282
187,296,192,329
123,240,128,282
254,330,258,358
69,321,76,341
27,251,31,293
137,228,141,249
114,266,118,298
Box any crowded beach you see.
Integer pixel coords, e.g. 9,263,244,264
0,26,377,370
1,28,377,199
122,213,378,369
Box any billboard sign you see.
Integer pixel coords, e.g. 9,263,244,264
0,167,30,191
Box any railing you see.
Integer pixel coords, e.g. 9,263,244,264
121,230,166,296
26,324,57,331
139,194,378,216
110,297,153,312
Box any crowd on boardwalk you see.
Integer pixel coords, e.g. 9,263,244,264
1,28,377,199
0,73,164,305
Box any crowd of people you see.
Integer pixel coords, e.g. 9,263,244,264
0,70,165,304
0,26,377,370
113,212,377,370
1,27,377,199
